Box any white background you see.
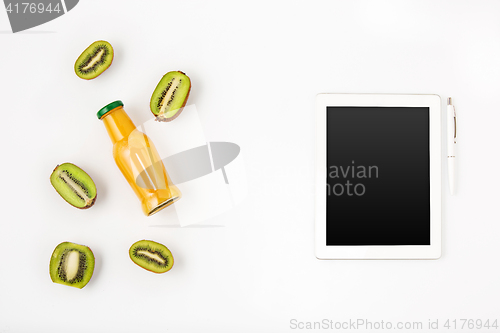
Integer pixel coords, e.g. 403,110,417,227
1,1,499,332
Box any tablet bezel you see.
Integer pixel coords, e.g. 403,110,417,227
315,94,441,259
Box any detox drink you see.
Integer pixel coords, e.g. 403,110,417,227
97,100,181,216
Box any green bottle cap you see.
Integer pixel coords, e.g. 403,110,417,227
97,100,124,119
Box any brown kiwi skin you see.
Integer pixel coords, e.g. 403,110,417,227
154,71,191,123
51,164,97,209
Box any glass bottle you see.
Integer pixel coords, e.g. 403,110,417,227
97,100,181,216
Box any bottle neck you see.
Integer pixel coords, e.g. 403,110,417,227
101,106,136,144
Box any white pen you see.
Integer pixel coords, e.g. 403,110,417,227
447,97,456,195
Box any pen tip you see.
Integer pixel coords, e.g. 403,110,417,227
447,97,452,105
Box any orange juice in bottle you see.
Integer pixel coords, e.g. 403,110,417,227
97,101,181,216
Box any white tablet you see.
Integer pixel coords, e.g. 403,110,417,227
315,94,441,259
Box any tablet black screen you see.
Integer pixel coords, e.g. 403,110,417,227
326,107,430,246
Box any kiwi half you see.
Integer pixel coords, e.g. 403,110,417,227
50,163,97,209
74,40,114,80
129,240,174,273
150,71,191,122
49,242,95,289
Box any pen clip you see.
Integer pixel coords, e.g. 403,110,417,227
453,106,457,143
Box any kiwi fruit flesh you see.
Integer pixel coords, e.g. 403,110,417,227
150,71,191,122
49,242,95,289
50,163,97,209
74,40,114,80
129,240,174,273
